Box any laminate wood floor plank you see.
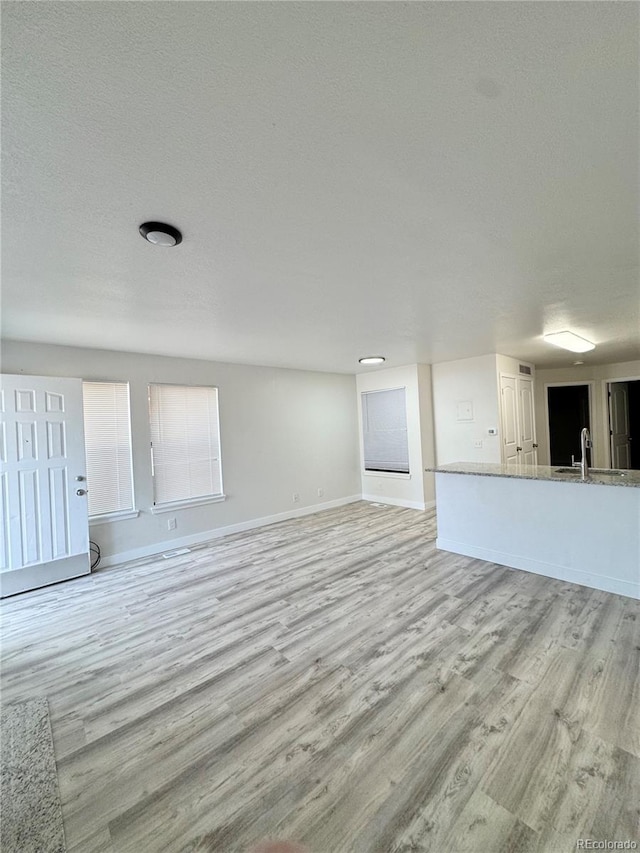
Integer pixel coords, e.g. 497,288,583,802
1,502,638,853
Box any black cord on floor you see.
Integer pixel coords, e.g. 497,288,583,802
90,540,101,570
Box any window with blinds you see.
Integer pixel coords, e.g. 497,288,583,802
82,381,135,518
149,384,223,506
361,387,410,474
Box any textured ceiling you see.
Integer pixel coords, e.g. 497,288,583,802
2,1,638,373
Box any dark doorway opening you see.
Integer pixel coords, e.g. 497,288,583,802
547,385,591,467
629,381,640,469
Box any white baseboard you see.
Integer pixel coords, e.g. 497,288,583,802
98,495,362,568
362,495,436,511
436,537,640,601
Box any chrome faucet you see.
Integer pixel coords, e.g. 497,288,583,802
572,427,591,479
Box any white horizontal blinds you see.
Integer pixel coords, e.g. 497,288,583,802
361,387,410,474
82,381,134,516
149,384,222,505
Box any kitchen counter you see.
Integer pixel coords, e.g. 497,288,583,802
427,461,640,488
429,462,640,599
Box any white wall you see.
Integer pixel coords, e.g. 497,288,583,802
432,354,502,465
356,364,435,509
417,363,436,506
496,353,533,379
435,471,640,599
1,340,361,564
534,360,640,468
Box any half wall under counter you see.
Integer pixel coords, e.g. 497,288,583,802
427,462,640,600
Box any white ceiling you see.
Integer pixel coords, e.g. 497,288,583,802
2,2,639,374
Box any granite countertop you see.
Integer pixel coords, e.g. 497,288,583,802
426,461,640,489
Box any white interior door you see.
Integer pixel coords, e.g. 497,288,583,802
609,382,631,469
1,375,90,597
518,376,538,465
500,374,519,464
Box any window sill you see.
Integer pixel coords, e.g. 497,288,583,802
363,471,412,480
89,509,140,525
151,494,227,514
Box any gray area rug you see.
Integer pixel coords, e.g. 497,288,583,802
1,697,66,853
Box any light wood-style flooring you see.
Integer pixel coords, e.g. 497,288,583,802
1,502,639,852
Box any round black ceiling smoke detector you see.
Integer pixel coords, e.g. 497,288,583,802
139,222,182,247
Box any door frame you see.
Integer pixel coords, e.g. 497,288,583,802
602,375,640,469
0,374,90,597
499,372,538,465
544,381,595,467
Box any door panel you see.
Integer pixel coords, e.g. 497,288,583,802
610,382,631,469
500,375,519,464
518,376,537,464
0,375,90,597
500,374,538,465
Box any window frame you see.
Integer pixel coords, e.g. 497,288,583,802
82,379,137,523
148,382,225,511
361,385,411,478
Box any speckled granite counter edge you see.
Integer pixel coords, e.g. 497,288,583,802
425,462,640,489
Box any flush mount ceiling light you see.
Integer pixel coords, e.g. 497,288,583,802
358,356,386,365
139,222,182,247
543,331,595,353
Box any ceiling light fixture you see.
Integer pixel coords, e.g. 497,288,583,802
358,356,386,365
543,331,595,353
139,222,182,247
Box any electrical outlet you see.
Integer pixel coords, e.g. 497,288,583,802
167,517,177,531
292,493,300,503
474,440,483,449
317,488,324,497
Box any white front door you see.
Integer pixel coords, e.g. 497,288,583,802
518,376,538,465
1,375,90,597
609,382,631,469
500,374,519,464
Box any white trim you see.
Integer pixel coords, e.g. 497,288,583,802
543,380,595,467
362,471,411,480
151,494,227,513
90,509,140,525
362,494,435,511
97,495,362,568
360,385,407,395
435,537,639,600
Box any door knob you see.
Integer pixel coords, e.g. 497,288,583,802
76,489,87,496
533,443,538,448
516,446,523,452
